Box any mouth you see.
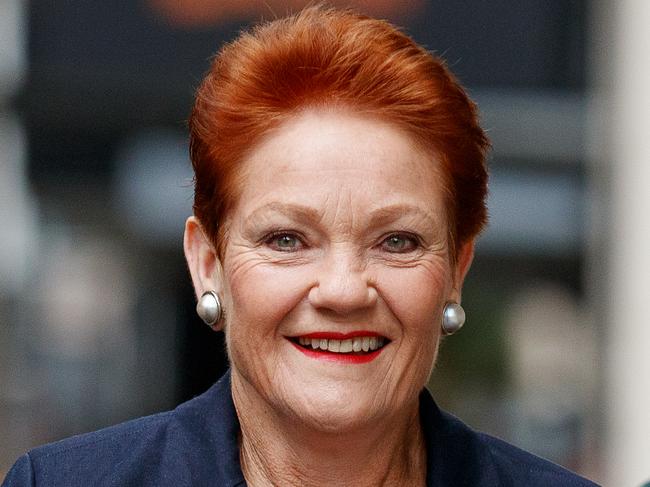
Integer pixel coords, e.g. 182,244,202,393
287,332,390,364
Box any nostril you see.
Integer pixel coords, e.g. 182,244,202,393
307,254,377,313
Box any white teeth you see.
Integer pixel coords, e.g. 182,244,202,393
339,339,353,353
297,336,387,354
327,339,341,352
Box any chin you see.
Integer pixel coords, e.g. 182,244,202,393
294,402,376,434
282,381,391,433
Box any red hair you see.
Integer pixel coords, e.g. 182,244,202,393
190,5,489,258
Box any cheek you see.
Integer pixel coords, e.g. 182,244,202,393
224,260,312,341
378,262,451,327
376,262,451,376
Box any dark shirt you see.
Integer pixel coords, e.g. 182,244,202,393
2,371,599,486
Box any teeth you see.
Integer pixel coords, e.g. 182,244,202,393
297,336,387,354
339,339,353,353
327,339,341,352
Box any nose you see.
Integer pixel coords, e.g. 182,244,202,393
308,247,377,315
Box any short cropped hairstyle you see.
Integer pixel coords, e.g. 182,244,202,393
189,5,489,258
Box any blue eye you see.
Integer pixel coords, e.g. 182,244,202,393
266,233,303,252
381,233,418,253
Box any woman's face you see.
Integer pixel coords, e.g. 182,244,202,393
188,109,473,431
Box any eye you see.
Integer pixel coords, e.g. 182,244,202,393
380,233,419,253
264,232,304,252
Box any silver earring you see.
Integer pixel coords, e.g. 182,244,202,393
196,291,222,327
442,302,465,335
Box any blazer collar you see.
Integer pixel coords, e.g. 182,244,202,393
183,370,499,486
420,388,500,486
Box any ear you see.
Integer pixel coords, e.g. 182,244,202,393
449,239,475,303
183,216,224,300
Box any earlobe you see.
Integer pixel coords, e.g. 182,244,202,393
183,216,224,299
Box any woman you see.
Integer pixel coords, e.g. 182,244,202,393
3,6,597,486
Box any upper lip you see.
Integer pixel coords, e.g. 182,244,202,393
289,331,388,340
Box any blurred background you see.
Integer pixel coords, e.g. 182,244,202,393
1,1,649,485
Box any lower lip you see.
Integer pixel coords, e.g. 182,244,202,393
289,341,384,364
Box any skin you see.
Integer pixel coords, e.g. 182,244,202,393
184,109,474,486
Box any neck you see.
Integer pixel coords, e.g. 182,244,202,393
232,372,427,487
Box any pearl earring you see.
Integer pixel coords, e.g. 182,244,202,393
442,302,465,335
196,291,223,328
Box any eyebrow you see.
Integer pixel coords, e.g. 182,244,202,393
246,202,323,225
367,204,440,228
246,202,440,229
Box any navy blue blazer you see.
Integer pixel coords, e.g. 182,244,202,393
3,371,598,486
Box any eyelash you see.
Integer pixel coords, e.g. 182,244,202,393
378,233,421,253
261,231,422,254
263,231,305,252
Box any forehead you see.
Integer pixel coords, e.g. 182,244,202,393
231,109,447,223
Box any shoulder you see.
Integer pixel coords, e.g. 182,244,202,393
2,372,244,487
2,411,176,487
474,429,599,486
420,390,600,486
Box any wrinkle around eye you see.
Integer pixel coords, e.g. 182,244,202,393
226,241,312,276
371,253,427,268
369,243,449,268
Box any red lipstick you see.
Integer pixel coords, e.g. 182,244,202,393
290,342,384,363
288,331,388,364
